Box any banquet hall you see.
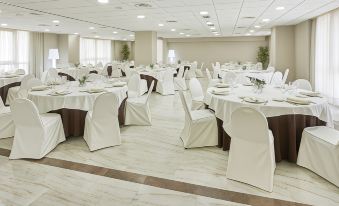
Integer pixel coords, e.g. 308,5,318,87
0,0,339,205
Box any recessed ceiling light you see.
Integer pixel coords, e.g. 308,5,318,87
52,20,60,24
179,32,185,35
206,21,213,25
113,31,118,34
158,23,164,27
215,33,220,36
186,34,191,37
97,0,109,3
95,35,100,38
212,31,218,34
123,38,127,41
129,34,134,37
137,15,145,19
1,23,8,27
171,29,176,31
210,27,216,30
74,33,79,35
246,33,251,36
254,25,261,28
89,27,95,30
200,11,208,15
276,6,285,10
250,30,254,33
262,18,270,22
44,29,50,32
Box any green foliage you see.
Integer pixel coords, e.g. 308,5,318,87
121,44,130,61
256,46,269,69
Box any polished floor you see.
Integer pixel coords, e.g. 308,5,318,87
0,78,338,206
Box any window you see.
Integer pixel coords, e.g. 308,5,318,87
0,30,30,73
314,9,339,105
80,38,111,65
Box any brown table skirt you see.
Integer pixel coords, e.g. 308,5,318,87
216,114,326,163
140,74,157,91
0,82,21,103
49,97,127,138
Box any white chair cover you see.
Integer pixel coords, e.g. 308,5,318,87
26,78,43,89
179,91,218,148
297,126,339,187
195,62,204,78
236,74,251,85
9,99,65,159
224,107,275,192
15,69,26,75
270,71,283,85
189,78,205,110
83,93,121,151
156,70,175,95
125,81,154,126
88,73,106,82
0,98,15,139
206,69,219,87
292,79,312,91
282,68,290,84
6,74,34,105
174,66,187,91
212,65,220,79
95,62,103,69
222,72,237,84
186,62,197,79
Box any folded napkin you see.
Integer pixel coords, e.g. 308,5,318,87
211,88,230,94
216,83,230,88
113,82,127,87
299,91,321,97
31,85,49,91
287,96,311,105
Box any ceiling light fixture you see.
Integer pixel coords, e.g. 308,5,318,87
52,20,60,24
215,33,220,36
97,0,109,3
95,35,100,38
179,32,185,35
137,15,145,19
113,31,118,34
210,27,215,30
89,27,95,30
200,11,208,15
44,29,50,32
186,34,191,37
171,29,176,31
249,30,254,33
158,23,164,27
123,38,127,41
74,33,79,35
276,6,285,10
206,21,213,25
262,18,270,22
246,33,251,36
1,23,8,27
129,34,134,37
254,25,261,28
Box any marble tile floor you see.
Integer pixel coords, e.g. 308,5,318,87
0,78,338,206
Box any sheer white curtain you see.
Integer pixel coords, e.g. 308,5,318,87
314,9,339,105
0,30,29,73
80,38,111,65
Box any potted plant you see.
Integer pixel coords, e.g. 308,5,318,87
256,46,269,70
121,44,130,61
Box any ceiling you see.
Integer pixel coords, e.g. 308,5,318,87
0,0,338,40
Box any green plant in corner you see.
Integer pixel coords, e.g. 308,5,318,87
256,46,269,69
121,44,130,61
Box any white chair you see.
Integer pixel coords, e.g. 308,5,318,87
189,78,205,110
186,62,197,79
222,72,237,84
15,69,26,75
156,70,175,95
9,99,65,159
224,107,275,192
83,93,121,151
111,64,122,78
41,68,60,83
95,62,103,69
236,74,251,85
179,91,218,148
195,62,204,78
174,66,187,91
256,62,263,70
26,78,43,89
212,65,220,79
88,73,106,82
0,98,15,139
125,81,154,126
270,71,283,85
297,126,339,187
206,69,219,87
6,74,34,105
282,68,289,84
127,73,148,97
292,79,312,91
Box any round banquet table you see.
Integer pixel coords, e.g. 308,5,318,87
204,85,333,163
219,69,274,83
139,68,177,91
28,82,128,137
0,75,24,103
57,68,102,81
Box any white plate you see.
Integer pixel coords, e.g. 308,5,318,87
299,91,321,97
243,83,254,86
31,86,50,91
243,97,267,104
48,91,72,96
211,90,229,95
216,83,230,88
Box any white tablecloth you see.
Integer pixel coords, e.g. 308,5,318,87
0,75,24,88
28,83,128,113
204,85,333,127
219,69,273,83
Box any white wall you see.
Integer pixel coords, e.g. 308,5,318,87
166,36,268,69
57,34,69,66
68,34,80,64
295,20,312,80
43,33,58,70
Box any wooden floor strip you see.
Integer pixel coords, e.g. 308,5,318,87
0,148,309,206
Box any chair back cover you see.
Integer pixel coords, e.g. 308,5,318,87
20,74,34,90
128,73,141,94
163,69,174,83
15,69,26,75
179,91,192,121
0,97,4,108
125,67,132,77
282,69,290,84
88,73,105,81
177,66,185,78
26,78,43,89
270,71,283,85
206,69,212,80
189,78,204,100
293,79,312,91
11,98,43,130
200,62,204,70
212,66,220,79
229,107,270,143
223,72,237,84
92,93,119,119
146,81,155,102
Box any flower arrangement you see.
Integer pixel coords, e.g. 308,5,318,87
78,75,88,87
248,77,266,93
150,64,154,69
74,62,80,68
